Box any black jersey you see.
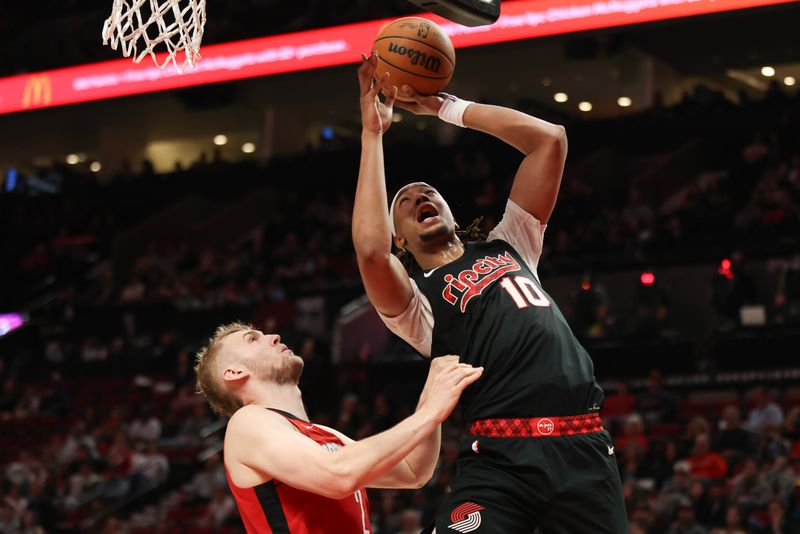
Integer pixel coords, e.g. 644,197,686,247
382,201,604,422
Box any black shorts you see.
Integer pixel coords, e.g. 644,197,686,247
423,430,627,534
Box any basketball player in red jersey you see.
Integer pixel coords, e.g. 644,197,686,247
194,322,483,534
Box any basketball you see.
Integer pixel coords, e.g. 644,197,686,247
372,17,456,102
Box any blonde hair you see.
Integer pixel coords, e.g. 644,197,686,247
194,321,253,417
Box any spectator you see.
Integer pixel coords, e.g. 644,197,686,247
688,434,728,480
774,253,800,323
128,405,162,443
130,441,169,492
764,499,797,534
667,501,709,534
0,501,19,533
763,456,795,505
396,508,423,534
203,486,236,527
18,509,46,534
5,450,47,492
59,421,99,465
710,504,747,534
616,413,649,453
714,406,756,463
636,370,679,423
730,458,772,509
603,383,636,421
711,251,758,329
745,386,784,433
185,455,226,503
65,463,102,510
782,407,800,441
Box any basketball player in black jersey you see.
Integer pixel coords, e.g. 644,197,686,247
353,53,627,533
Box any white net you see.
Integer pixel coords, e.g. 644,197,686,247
102,0,207,71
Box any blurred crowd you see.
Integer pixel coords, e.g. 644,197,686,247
2,83,799,332
1,345,798,533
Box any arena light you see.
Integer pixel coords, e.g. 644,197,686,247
617,96,632,107
392,112,403,123
241,142,256,154
554,92,568,103
578,101,592,112
0,0,796,115
640,272,655,286
90,161,102,172
66,154,80,165
718,258,735,280
0,313,25,337
761,66,776,77
213,134,228,146
785,76,797,86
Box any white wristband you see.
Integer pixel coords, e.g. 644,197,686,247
437,95,473,128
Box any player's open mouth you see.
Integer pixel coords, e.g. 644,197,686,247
416,203,439,224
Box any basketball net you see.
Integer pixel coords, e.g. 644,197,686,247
102,0,207,71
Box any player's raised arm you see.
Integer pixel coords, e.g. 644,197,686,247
396,87,568,224
225,357,482,499
353,53,415,316
320,357,473,489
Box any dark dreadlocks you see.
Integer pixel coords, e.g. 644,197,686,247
395,217,487,275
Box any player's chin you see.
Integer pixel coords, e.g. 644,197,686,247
418,221,453,242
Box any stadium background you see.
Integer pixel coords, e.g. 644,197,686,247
1,0,799,532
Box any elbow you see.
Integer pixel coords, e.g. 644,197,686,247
412,471,433,489
322,459,361,499
355,246,392,267
549,125,568,152
318,474,359,500
415,462,438,488
532,124,567,159
522,124,567,156
325,478,360,500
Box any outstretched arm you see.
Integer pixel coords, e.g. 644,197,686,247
320,359,446,489
396,88,568,223
225,357,481,499
353,53,415,317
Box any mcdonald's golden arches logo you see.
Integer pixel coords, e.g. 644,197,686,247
23,74,52,108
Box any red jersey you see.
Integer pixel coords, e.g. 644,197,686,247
226,409,372,534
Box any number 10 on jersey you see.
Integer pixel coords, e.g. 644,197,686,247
500,276,551,309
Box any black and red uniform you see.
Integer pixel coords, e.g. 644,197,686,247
381,200,627,533
226,409,372,534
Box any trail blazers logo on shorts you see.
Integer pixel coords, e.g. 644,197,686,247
448,502,485,533
442,252,521,313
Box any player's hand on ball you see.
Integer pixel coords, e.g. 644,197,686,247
358,52,398,136
420,355,483,423
393,85,446,117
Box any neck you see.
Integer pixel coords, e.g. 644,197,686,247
414,236,465,271
242,381,308,421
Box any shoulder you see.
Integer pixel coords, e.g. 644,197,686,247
227,406,291,439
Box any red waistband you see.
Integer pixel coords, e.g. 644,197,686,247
469,413,603,438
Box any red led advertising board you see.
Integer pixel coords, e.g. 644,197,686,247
0,0,794,115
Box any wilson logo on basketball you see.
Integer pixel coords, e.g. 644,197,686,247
448,502,485,533
442,252,521,313
387,42,442,73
